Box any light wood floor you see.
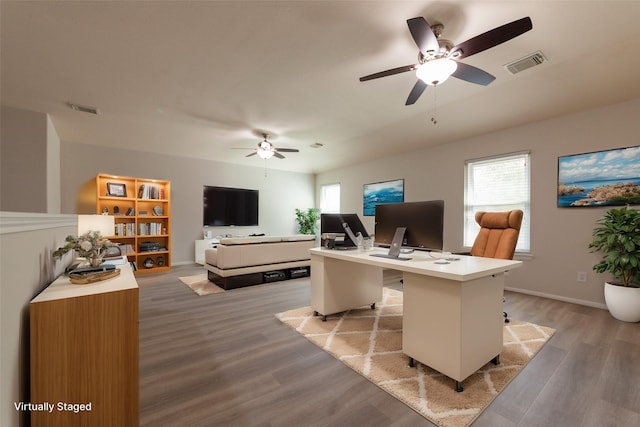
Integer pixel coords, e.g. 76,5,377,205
137,264,640,427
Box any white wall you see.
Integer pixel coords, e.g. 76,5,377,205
0,106,55,213
46,115,61,214
60,142,315,264
0,213,76,427
316,98,640,308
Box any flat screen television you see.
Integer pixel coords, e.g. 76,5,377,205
320,213,370,248
203,186,259,227
374,200,444,251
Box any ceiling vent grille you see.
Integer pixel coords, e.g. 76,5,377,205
68,102,99,115
504,51,546,75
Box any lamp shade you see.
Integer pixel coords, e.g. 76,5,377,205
416,58,458,86
257,149,274,159
77,214,115,237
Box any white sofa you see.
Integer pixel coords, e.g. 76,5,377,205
204,235,316,289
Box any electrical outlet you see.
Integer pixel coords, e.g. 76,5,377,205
577,271,587,282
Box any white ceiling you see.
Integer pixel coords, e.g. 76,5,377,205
2,1,640,174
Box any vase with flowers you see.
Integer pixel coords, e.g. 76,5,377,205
54,231,114,268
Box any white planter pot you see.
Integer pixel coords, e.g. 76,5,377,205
604,282,640,322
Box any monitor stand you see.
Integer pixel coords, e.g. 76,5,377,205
370,227,412,261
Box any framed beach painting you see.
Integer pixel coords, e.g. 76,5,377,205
363,179,404,216
557,145,640,207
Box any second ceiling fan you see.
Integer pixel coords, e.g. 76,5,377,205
360,16,533,105
243,133,299,159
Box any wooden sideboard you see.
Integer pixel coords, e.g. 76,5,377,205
30,263,139,426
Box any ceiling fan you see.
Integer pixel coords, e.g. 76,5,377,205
238,133,299,159
360,16,533,105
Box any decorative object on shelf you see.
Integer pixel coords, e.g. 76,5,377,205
363,178,405,216
106,182,127,197
54,231,114,268
558,145,640,207
295,208,320,235
139,241,160,252
152,205,163,216
143,257,154,269
54,215,116,268
69,268,121,284
104,245,123,258
156,256,164,267
589,206,640,322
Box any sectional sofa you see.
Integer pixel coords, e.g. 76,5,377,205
204,235,316,290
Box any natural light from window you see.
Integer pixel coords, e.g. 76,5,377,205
464,152,531,253
320,183,340,213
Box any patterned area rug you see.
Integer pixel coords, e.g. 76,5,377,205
179,274,225,296
276,287,554,427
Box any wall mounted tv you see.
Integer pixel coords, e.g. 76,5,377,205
374,200,444,251
203,186,259,227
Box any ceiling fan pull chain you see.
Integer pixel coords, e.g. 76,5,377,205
431,85,438,124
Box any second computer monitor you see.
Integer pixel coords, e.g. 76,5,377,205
320,213,370,248
374,200,444,251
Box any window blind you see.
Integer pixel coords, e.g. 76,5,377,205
320,183,340,213
464,152,530,252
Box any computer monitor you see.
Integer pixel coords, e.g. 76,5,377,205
320,213,370,248
374,200,444,251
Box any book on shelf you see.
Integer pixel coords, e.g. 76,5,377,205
115,223,136,236
138,183,163,200
138,222,163,236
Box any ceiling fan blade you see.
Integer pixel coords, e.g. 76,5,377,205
405,80,428,105
451,62,496,86
407,17,439,53
245,151,257,157
359,64,418,82
274,152,285,159
451,17,532,59
275,148,299,153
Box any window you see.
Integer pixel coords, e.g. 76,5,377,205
320,183,340,213
464,152,530,252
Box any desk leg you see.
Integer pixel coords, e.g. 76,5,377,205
402,272,504,391
310,254,382,319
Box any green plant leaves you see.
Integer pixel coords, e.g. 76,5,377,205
295,208,320,235
589,206,640,287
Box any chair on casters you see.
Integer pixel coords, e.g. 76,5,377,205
469,210,523,323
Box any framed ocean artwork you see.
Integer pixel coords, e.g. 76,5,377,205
557,145,640,207
363,179,404,216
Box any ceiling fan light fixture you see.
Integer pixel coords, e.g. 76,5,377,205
257,148,274,159
416,58,458,85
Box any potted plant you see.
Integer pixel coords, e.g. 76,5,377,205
54,231,114,268
295,208,320,235
589,206,640,322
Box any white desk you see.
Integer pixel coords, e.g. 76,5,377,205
309,247,522,391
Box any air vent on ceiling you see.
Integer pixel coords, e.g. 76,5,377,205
68,102,99,115
503,51,547,75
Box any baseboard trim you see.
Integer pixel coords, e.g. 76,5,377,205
172,260,197,266
505,286,607,310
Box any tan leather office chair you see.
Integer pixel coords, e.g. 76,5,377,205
470,210,523,322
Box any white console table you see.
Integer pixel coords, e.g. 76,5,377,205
195,238,220,264
309,247,521,391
